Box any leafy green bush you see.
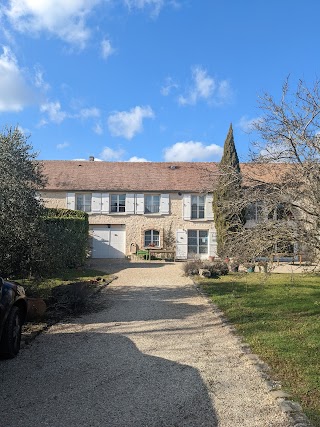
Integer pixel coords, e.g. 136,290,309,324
34,208,89,275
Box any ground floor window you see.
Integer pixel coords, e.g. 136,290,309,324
275,241,295,254
144,230,160,247
188,230,208,255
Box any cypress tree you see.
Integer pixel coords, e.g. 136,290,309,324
213,124,244,256
221,124,240,171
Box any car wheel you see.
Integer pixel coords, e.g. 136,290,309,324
0,306,23,358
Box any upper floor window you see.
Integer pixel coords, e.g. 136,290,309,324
111,194,126,213
144,230,160,247
76,194,92,212
245,202,263,221
268,203,294,221
191,195,205,219
145,195,160,214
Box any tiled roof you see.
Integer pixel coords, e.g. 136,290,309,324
40,160,287,192
40,161,220,192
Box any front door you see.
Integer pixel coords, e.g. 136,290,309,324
187,230,208,259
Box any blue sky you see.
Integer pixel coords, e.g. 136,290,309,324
0,0,319,162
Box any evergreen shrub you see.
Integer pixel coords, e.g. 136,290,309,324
39,208,89,274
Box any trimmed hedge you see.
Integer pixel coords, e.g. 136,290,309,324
39,208,89,274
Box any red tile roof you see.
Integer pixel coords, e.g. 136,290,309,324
40,161,220,192
40,160,287,192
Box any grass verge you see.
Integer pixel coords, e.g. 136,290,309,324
16,267,112,323
198,272,320,426
17,267,111,300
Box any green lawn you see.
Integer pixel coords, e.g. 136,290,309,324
17,267,111,300
199,272,320,426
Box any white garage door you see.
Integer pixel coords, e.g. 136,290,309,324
91,225,126,259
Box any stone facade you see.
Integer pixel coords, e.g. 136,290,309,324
41,191,217,259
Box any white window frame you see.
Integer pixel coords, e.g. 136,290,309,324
110,194,126,213
145,195,160,214
246,202,264,222
268,203,294,221
191,195,205,219
144,230,160,247
187,229,208,256
76,193,92,213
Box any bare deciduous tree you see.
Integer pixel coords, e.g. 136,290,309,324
224,78,320,264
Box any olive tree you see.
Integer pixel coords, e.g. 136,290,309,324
0,127,46,276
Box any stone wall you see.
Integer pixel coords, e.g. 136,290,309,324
41,191,216,256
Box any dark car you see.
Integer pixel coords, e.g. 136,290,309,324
0,278,27,358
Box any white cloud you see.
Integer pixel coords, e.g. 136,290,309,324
40,101,68,124
4,0,100,48
78,107,100,119
238,115,263,133
56,141,70,150
0,45,35,112
178,66,232,106
17,125,30,135
100,146,125,161
128,156,149,162
93,122,103,135
107,105,154,139
164,141,223,162
34,67,50,92
123,0,180,17
123,0,164,17
216,80,233,104
101,38,114,60
161,76,178,96
39,101,100,126
178,66,214,106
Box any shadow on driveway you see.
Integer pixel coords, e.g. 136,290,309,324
0,332,218,427
77,284,210,324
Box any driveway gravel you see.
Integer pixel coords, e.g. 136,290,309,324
0,261,296,427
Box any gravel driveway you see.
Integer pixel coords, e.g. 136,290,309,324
0,261,296,427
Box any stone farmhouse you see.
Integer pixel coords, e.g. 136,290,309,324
40,159,220,260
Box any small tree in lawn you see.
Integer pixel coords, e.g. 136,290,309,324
213,124,245,257
0,126,46,276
